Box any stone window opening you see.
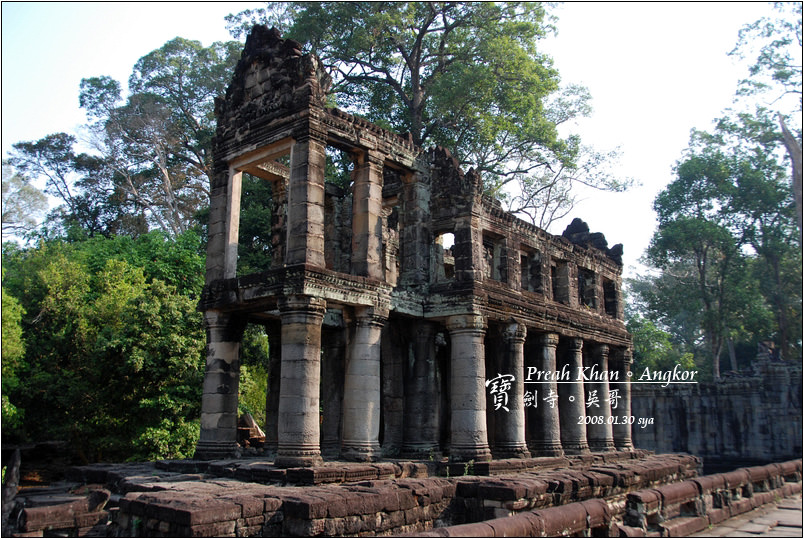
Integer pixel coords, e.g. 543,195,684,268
433,231,455,282
235,172,276,277
551,259,570,304
323,145,355,273
520,249,543,293
603,278,618,317
482,232,506,283
230,140,295,278
578,267,597,310
325,146,355,188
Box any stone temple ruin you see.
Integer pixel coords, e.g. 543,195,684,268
5,25,803,539
194,26,633,466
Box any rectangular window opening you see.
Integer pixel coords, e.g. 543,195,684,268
434,231,455,282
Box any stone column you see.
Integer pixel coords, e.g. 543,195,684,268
612,348,634,450
528,333,564,456
494,322,530,458
264,322,281,454
205,167,242,283
320,327,345,457
403,321,441,458
558,337,589,454
286,133,326,267
195,311,244,460
399,172,430,287
351,150,384,279
275,296,326,468
341,308,386,461
446,315,492,462
586,344,616,452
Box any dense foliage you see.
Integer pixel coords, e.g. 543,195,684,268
1,232,206,461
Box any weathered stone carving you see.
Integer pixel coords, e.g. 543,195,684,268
195,26,633,465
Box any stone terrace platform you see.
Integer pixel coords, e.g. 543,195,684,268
5,452,801,537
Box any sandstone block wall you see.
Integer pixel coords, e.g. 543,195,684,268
631,359,802,467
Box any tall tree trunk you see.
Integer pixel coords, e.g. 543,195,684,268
778,113,803,241
727,338,738,372
711,334,722,380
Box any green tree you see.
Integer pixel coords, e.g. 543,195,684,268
238,326,271,427
636,107,801,377
8,135,146,239
730,2,802,237
626,314,695,374
1,232,206,461
226,2,631,228
9,38,241,239
1,161,48,238
79,38,241,236
1,272,26,431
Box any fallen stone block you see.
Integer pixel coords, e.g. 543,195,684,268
580,498,611,529
706,507,730,525
659,515,709,537
221,494,264,518
617,523,647,537
442,521,494,537
281,493,330,520
477,478,526,501
535,502,587,536
721,469,750,490
189,519,237,537
135,493,242,526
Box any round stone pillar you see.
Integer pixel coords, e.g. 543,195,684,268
264,322,281,454
446,315,492,462
195,311,244,460
558,337,590,454
275,295,326,468
528,333,564,456
341,309,386,461
494,322,530,458
586,344,616,452
612,348,634,450
320,328,346,457
402,321,440,458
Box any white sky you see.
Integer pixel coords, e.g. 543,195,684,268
1,2,779,276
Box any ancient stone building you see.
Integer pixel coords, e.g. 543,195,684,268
194,26,633,466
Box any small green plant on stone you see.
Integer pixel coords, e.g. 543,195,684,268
464,459,475,476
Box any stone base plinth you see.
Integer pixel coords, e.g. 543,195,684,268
193,441,240,461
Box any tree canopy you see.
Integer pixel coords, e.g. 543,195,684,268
1,232,206,461
632,109,801,379
9,38,241,240
226,1,631,228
